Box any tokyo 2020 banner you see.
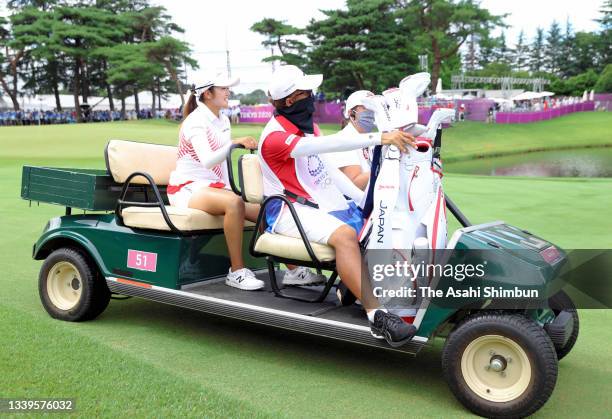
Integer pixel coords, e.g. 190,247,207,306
239,102,345,124
239,102,452,125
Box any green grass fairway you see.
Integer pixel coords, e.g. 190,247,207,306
442,111,612,162
1,112,611,417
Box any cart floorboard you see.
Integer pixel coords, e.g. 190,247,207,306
106,270,427,354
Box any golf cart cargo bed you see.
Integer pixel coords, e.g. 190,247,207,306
21,166,166,211
106,271,428,354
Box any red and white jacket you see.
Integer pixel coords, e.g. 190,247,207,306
258,115,381,214
168,103,232,193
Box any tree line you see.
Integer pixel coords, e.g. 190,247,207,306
0,0,196,120
252,0,612,98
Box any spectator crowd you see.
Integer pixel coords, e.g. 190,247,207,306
0,107,183,126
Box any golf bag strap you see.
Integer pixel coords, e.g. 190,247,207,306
362,145,383,219
283,189,319,209
432,128,442,160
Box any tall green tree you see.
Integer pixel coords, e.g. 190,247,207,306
10,6,67,110
0,15,25,110
51,6,124,120
126,6,188,109
544,20,563,74
476,31,499,69
558,18,575,77
306,0,417,96
250,18,306,67
566,32,603,76
6,0,55,9
402,0,504,93
145,36,197,106
494,31,511,65
94,0,151,111
529,27,545,73
463,33,477,71
594,63,612,93
102,42,163,118
595,0,611,68
513,30,529,71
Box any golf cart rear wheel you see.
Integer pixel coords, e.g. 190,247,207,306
548,290,579,360
442,313,558,418
39,247,110,322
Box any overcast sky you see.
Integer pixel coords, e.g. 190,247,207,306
155,0,605,93
0,1,605,94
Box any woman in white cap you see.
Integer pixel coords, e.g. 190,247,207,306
168,74,321,290
167,73,265,290
329,90,377,190
258,65,420,347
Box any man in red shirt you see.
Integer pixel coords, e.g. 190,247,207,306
258,65,419,346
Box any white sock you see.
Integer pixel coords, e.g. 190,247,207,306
366,308,387,323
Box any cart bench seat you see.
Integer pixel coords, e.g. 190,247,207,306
238,154,336,263
253,232,335,262
107,139,251,232
122,206,255,232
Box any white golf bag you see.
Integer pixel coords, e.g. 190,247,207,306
360,73,454,315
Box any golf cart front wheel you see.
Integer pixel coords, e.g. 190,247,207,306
39,247,110,321
442,313,558,418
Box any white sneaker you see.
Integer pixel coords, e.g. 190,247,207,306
282,267,327,286
225,268,264,291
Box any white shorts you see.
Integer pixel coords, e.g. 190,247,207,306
272,203,346,245
167,181,226,208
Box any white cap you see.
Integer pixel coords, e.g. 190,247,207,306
344,90,374,118
192,72,239,95
268,65,323,100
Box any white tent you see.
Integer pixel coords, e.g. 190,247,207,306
493,97,513,104
512,91,541,101
538,91,555,98
589,90,595,101
582,90,588,101
435,78,442,95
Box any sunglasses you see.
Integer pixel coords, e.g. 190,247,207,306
288,90,313,101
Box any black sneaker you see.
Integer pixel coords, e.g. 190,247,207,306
370,310,417,348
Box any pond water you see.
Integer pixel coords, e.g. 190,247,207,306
444,147,612,177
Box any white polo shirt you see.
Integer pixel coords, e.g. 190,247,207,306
327,123,372,172
169,103,231,190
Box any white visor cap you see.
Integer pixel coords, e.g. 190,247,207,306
344,90,375,118
193,72,239,95
268,65,323,100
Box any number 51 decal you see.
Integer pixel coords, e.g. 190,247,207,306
127,249,158,272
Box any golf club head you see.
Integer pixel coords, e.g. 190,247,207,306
382,87,417,129
399,72,431,99
362,94,394,132
423,108,455,139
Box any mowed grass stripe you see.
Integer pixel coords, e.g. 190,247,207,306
0,304,275,418
442,112,612,162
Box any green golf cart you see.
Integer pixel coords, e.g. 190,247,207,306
22,138,578,418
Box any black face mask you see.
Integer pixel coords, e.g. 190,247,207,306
277,94,315,134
